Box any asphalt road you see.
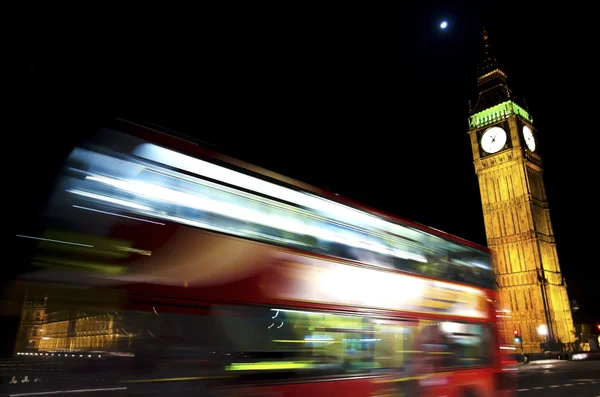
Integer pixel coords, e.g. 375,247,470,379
3,358,600,396
517,359,600,396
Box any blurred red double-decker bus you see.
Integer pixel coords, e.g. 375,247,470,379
15,120,515,396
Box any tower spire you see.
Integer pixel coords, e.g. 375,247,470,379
471,27,513,114
480,26,498,75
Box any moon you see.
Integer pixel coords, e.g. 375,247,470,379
440,21,448,29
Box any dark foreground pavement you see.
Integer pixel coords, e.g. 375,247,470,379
517,359,600,396
2,357,600,396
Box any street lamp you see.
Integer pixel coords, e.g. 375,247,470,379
537,324,549,352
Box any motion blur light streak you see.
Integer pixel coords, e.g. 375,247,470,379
467,261,491,270
277,259,487,318
226,362,315,371
83,172,428,263
72,205,166,225
60,136,494,289
67,189,153,211
134,143,434,241
9,387,128,396
15,234,94,248
271,308,333,316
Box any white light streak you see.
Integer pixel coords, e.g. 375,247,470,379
133,143,428,243
9,387,127,396
72,205,165,225
84,175,426,263
271,308,333,316
67,189,152,211
15,235,93,248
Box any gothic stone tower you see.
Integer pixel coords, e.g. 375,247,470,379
466,29,574,352
14,293,48,353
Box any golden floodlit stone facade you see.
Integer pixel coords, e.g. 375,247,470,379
466,29,575,352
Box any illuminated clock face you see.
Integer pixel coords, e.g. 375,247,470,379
523,125,536,152
480,127,507,154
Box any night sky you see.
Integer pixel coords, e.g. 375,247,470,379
17,2,598,322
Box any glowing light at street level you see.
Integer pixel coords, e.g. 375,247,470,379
440,21,448,29
537,324,548,336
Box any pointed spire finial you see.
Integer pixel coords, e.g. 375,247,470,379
480,26,497,75
472,27,513,113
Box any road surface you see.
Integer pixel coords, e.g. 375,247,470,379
517,359,600,396
2,357,600,396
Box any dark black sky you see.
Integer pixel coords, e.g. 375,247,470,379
17,2,598,322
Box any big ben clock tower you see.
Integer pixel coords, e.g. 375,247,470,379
467,29,575,352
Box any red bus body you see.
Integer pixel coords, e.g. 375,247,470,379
17,120,516,396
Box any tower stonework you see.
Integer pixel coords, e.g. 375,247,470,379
14,294,48,354
467,29,575,352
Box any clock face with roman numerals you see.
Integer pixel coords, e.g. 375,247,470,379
480,126,507,154
523,125,535,152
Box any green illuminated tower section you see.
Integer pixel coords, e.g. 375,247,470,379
466,29,574,352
